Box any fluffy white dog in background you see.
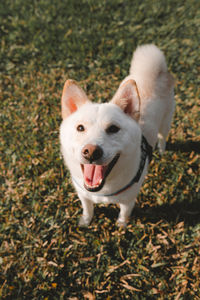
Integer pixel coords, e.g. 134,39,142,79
60,44,174,227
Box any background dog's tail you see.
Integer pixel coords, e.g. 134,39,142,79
129,44,173,98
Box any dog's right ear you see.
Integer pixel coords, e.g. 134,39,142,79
61,80,90,119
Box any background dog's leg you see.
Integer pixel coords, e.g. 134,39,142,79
117,200,136,227
158,133,166,154
78,196,94,226
158,102,174,154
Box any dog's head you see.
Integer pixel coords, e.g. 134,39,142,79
60,79,142,192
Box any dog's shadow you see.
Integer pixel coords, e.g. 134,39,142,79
166,140,200,154
133,199,200,226
95,139,200,227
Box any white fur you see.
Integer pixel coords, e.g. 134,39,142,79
60,44,174,226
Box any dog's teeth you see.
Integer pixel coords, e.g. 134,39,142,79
85,179,102,189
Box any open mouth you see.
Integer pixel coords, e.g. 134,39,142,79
81,154,120,192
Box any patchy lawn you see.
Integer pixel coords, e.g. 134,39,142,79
0,0,199,299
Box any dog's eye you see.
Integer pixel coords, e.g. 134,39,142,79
106,124,120,134
77,124,85,132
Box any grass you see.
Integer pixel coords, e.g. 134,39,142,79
0,0,200,299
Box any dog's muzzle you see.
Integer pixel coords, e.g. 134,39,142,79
80,144,120,192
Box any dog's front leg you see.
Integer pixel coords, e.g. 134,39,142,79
117,200,136,227
78,195,94,226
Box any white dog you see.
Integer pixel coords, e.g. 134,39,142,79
60,44,174,226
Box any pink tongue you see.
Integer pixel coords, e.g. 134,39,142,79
83,164,106,187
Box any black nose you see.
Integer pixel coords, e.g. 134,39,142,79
82,144,103,162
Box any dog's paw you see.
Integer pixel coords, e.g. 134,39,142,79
116,218,127,228
79,215,92,227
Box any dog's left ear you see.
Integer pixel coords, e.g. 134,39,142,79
111,79,141,121
61,79,90,119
